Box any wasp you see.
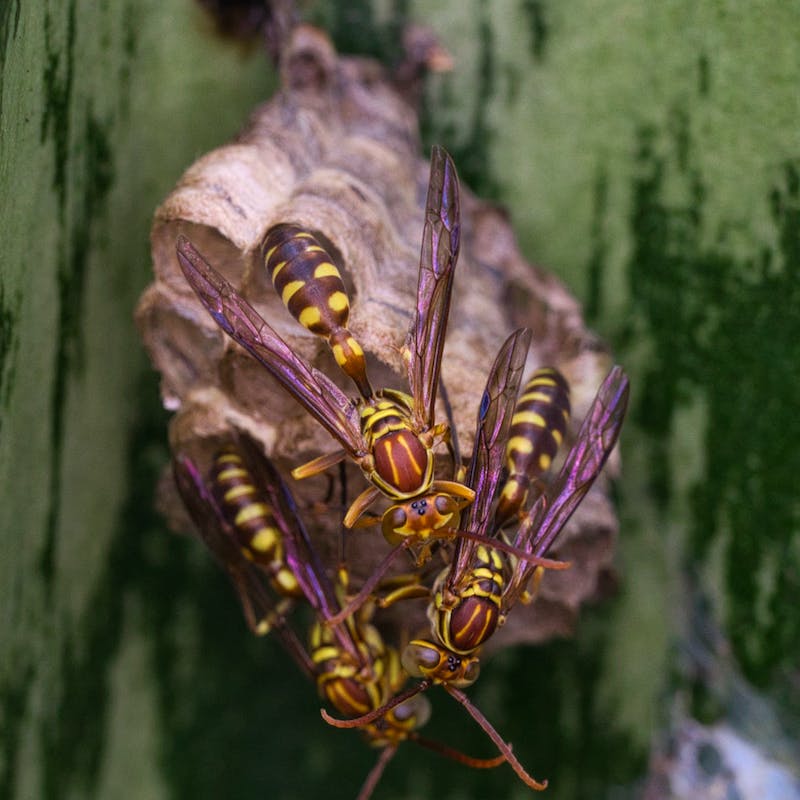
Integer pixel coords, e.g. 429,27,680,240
174,434,507,799
494,367,571,528
175,146,475,533
324,365,630,792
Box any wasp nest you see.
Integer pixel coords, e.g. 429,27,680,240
136,24,622,650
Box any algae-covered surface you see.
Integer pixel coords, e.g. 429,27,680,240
1,2,797,799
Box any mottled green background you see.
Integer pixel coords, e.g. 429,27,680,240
1,2,797,799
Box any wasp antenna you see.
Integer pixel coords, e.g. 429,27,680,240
445,528,571,571
320,681,431,728
445,685,548,791
325,540,410,627
356,745,398,800
408,732,507,769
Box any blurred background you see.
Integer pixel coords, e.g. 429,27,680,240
1,2,798,798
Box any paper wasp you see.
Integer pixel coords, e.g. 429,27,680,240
172,432,508,799
175,146,474,534
323,364,630,792
494,367,571,528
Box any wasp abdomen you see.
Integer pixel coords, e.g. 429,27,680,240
263,223,372,398
495,367,570,527
211,448,302,598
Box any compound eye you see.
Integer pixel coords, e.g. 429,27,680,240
393,695,431,728
388,506,407,527
402,641,439,676
382,505,408,542
461,660,481,686
434,494,455,514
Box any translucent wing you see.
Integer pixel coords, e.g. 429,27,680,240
176,236,364,456
503,365,630,608
172,451,316,679
447,328,532,585
406,146,460,430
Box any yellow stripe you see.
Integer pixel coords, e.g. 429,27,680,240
312,645,339,665
217,466,248,481
398,436,423,478
223,484,256,503
501,480,519,500
332,343,346,367
506,435,534,455
512,410,547,428
314,262,340,279
383,440,401,486
455,605,491,644
552,429,563,447
234,502,269,525
298,305,322,328
331,683,370,714
250,526,279,552
538,453,552,471
327,291,349,313
274,569,298,594
520,390,554,404
281,279,305,305
268,258,287,282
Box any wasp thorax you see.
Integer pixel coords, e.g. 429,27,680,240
442,596,500,653
372,429,433,497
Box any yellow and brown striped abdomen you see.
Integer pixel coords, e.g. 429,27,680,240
263,223,372,398
495,368,570,527
211,448,301,598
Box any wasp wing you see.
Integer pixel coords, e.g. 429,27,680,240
406,146,461,431
176,236,364,456
503,365,630,608
172,452,316,679
447,328,531,585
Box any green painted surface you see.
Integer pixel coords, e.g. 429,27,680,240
2,2,798,799
1,2,273,797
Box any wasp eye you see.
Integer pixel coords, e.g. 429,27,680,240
449,658,481,688
402,641,439,675
434,494,454,514
389,507,407,526
393,695,430,728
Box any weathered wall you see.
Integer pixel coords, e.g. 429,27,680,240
1,2,797,799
